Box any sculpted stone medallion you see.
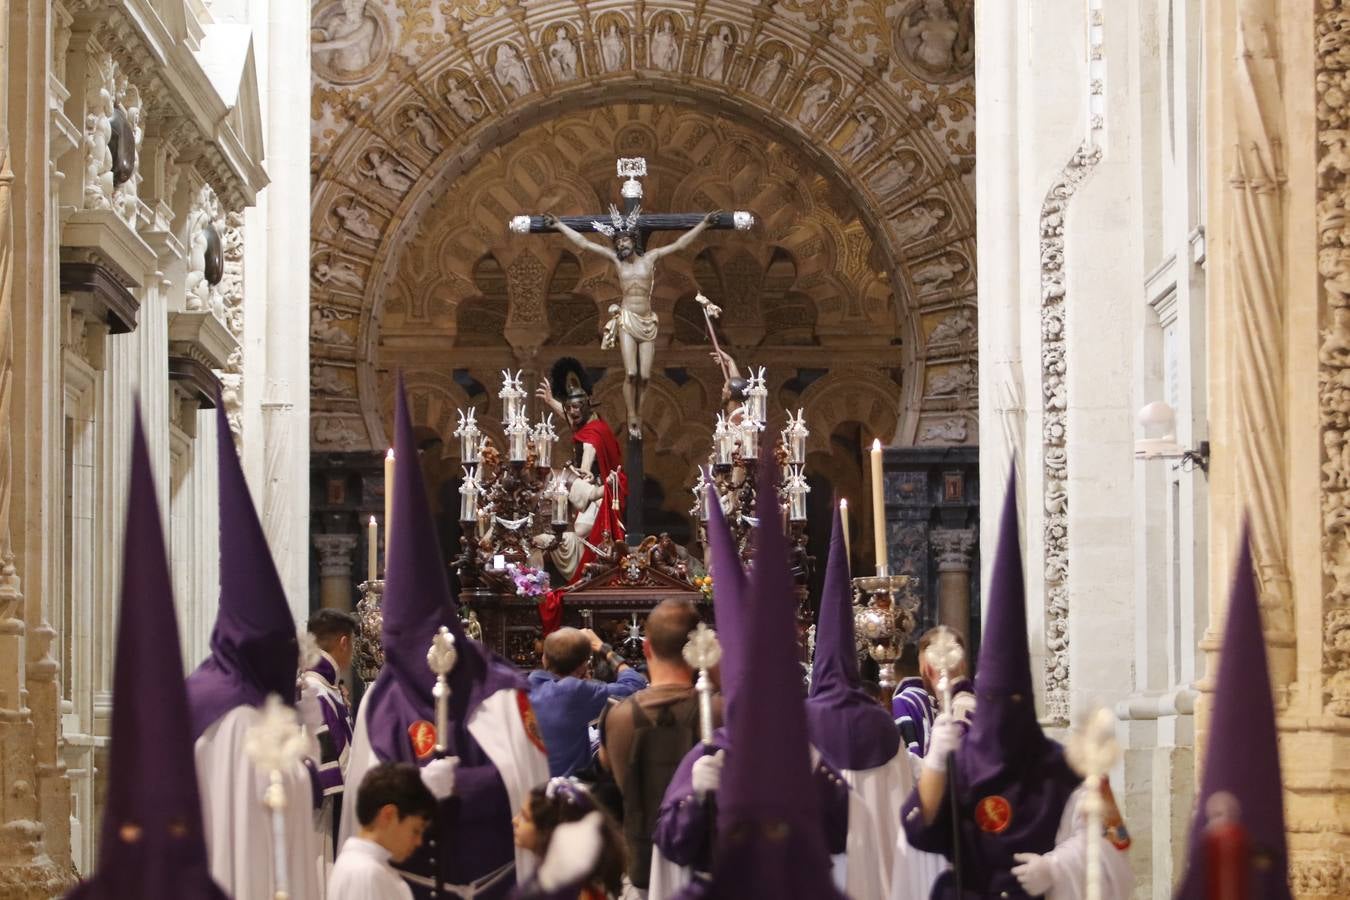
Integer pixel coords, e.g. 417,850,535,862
312,0,391,86
893,0,974,85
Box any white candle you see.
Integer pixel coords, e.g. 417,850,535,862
367,516,377,582
870,439,887,576
384,448,395,559
839,499,851,562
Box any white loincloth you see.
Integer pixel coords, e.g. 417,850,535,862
601,306,659,349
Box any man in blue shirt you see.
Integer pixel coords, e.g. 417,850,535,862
528,626,647,776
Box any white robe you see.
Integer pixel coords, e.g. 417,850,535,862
888,752,948,900
833,749,915,900
646,845,688,900
196,705,324,900
1045,786,1135,900
329,836,414,900
339,680,551,891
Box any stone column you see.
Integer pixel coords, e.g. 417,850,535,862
931,528,976,641
314,534,357,612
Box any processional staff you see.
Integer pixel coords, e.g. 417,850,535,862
1068,707,1121,900
924,626,966,896
243,695,311,900
427,626,459,755
682,622,723,745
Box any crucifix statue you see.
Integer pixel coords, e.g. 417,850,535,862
510,158,754,440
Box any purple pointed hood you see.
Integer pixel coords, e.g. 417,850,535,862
366,375,523,763
67,412,228,899
706,481,748,709
1174,524,1291,899
696,447,842,899
806,505,900,770
951,469,1078,843
186,397,298,740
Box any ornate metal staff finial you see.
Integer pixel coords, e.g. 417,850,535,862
244,695,310,900
682,623,722,745
923,625,965,713
427,626,459,755
1067,706,1121,900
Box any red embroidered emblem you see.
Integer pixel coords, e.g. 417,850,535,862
516,692,546,754
975,795,1013,834
408,720,437,759
1100,780,1132,850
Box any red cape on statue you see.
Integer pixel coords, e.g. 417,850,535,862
541,417,631,633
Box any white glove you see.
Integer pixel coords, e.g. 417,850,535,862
1011,851,1056,896
420,757,459,800
691,750,725,797
923,713,961,772
296,683,325,730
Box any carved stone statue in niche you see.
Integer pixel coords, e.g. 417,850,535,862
359,148,416,194
896,0,974,82
651,20,680,71
703,26,732,78
548,28,578,81
891,205,947,244
840,112,879,161
912,255,964,291
402,107,443,153
919,418,968,444
335,200,380,240
752,54,783,96
445,79,481,122
798,78,833,125
313,260,365,291
601,23,627,71
494,44,533,98
870,156,919,196
929,308,974,345
312,0,383,81
927,363,974,397
310,307,355,346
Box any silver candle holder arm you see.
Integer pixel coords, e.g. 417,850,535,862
923,625,966,714
682,623,722,745
427,626,459,755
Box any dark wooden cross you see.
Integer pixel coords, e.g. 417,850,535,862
508,157,754,242
508,158,754,543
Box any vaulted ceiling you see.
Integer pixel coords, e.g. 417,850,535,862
309,0,977,452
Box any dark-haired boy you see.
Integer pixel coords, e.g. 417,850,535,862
330,763,437,900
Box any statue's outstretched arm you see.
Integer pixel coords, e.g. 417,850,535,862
544,214,618,263
645,210,721,261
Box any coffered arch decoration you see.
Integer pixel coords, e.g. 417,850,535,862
311,0,977,452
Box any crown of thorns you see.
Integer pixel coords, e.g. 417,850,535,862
590,203,641,239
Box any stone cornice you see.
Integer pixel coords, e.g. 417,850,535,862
60,207,158,289
168,310,237,371
59,260,140,335
167,355,221,409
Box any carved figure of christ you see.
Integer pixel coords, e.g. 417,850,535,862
541,211,719,438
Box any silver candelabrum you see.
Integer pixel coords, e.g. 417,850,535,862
851,573,918,694
354,579,386,684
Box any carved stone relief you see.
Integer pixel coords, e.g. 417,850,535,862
917,416,969,445
893,0,974,85
543,24,580,83
312,0,390,86
491,43,533,99
83,53,116,211
218,211,245,442
1039,143,1101,724
185,183,225,321
891,200,950,246
928,307,974,348
1316,1,1350,718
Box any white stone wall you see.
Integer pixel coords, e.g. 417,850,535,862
977,1,1208,893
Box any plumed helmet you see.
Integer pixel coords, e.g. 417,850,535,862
549,357,593,406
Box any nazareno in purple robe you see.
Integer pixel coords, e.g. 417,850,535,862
365,375,528,899
901,469,1080,899
66,411,228,900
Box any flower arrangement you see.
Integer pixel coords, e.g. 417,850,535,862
505,562,551,600
694,574,713,602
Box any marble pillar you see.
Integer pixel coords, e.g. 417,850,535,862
931,528,976,641
314,534,357,612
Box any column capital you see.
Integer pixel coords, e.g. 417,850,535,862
313,533,358,579
931,527,977,571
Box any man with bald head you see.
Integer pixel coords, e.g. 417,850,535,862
528,626,647,777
